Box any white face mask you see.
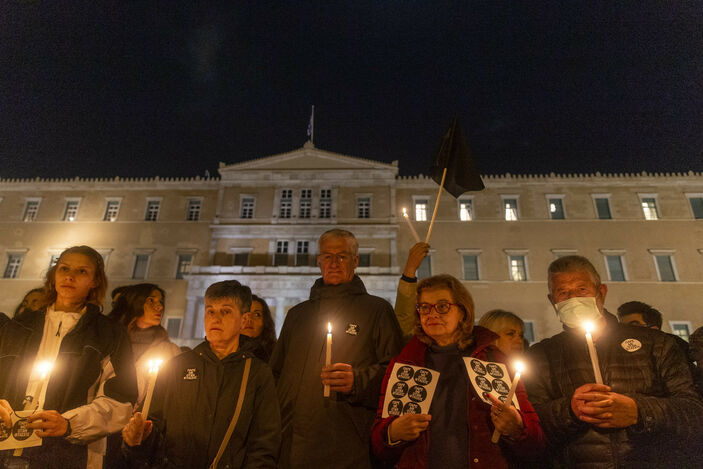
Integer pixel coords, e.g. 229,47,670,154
554,297,602,329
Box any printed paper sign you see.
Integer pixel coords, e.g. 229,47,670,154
0,410,43,450
463,357,520,410
382,363,440,418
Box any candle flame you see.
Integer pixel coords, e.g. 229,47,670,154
327,322,332,334
402,207,408,217
148,359,163,374
513,360,525,374
583,321,594,334
36,361,53,380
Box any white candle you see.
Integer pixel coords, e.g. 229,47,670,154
583,322,603,384
324,323,332,397
141,359,162,418
491,360,524,443
402,208,421,243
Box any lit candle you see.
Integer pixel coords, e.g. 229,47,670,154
33,361,53,410
324,322,332,397
402,208,421,243
583,322,603,384
141,359,163,418
491,360,525,443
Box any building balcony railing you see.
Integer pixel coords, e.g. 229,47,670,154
190,265,398,275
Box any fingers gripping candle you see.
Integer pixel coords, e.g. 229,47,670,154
141,359,163,418
491,360,525,443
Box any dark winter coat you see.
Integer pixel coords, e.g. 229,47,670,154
270,275,404,469
525,314,703,468
371,328,545,469
123,340,281,469
0,305,137,468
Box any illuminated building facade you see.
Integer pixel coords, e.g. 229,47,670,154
2,142,702,346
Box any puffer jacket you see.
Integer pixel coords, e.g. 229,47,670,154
525,314,703,468
371,328,545,469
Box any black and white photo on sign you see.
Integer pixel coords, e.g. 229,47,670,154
463,357,520,410
382,362,440,418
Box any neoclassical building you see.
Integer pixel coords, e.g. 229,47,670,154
2,141,702,347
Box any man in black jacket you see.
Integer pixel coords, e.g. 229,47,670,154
122,280,281,468
270,229,403,469
525,255,703,467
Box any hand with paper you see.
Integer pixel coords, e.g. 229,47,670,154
0,399,12,428
26,410,68,437
389,414,431,442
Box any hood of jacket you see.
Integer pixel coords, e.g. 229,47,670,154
309,274,367,301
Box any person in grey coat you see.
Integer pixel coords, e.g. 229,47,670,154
270,229,403,469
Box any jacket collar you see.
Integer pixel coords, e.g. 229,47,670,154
309,274,367,301
195,337,255,364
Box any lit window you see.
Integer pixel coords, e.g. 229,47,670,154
63,200,80,222
462,255,479,280
459,199,473,221
241,197,255,219
503,198,519,221
279,190,292,219
186,199,201,221
357,197,371,219
23,200,40,222
145,200,160,221
670,321,691,341
654,254,676,281
605,255,626,281
104,200,120,221
296,241,310,266
641,197,659,220
176,254,192,279
509,255,527,281
132,254,150,279
594,196,612,219
415,199,428,221
300,189,312,219
688,197,703,219
548,197,565,220
3,254,23,278
274,241,289,266
320,189,332,219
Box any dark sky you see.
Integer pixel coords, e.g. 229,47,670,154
1,1,701,178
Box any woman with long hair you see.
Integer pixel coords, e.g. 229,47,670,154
0,245,137,469
241,295,277,361
371,274,544,468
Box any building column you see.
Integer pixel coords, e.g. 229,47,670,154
181,296,198,339
275,297,287,334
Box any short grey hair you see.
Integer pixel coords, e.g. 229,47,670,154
547,255,601,293
318,229,359,256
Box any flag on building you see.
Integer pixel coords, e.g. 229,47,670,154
429,117,484,198
307,105,315,143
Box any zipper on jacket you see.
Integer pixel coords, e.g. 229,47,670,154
56,320,62,337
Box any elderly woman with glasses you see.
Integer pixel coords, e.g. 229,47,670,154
371,274,544,468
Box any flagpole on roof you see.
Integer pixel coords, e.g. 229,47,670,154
307,105,315,145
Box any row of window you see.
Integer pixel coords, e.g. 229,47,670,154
18,198,203,223
423,250,681,283
3,251,195,280
411,193,703,222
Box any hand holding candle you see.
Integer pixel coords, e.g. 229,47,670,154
402,208,421,243
324,323,332,397
491,360,525,443
583,321,603,384
141,359,163,418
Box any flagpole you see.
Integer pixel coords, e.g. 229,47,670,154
310,105,315,144
425,167,446,243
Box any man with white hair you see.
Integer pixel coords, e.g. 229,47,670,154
270,229,403,469
525,255,703,467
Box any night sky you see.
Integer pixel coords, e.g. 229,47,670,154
1,1,701,179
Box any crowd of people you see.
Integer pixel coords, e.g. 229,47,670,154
0,229,702,468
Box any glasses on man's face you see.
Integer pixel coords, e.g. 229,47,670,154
318,253,352,264
416,301,459,316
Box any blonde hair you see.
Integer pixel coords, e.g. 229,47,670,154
414,274,475,349
478,309,524,332
43,245,107,309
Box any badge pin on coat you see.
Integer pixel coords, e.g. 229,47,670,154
345,323,359,336
183,368,199,380
621,338,642,352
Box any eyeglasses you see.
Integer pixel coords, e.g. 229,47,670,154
416,302,460,316
318,253,353,264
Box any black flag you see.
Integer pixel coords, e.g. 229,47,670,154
429,117,484,198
